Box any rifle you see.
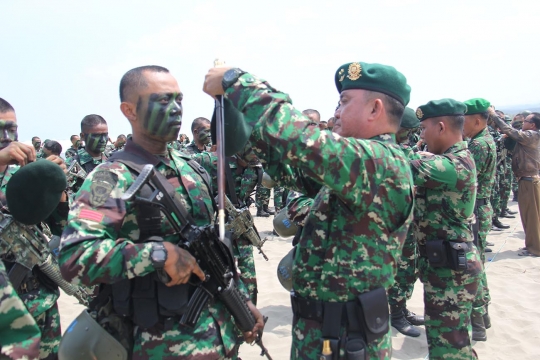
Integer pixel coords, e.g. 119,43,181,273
223,195,268,261
122,164,272,359
0,210,89,306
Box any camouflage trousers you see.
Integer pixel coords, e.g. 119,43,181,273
418,249,481,360
34,304,61,360
490,171,501,217
472,203,492,317
388,232,418,308
498,159,512,214
273,187,286,212
255,186,270,209
512,171,518,196
239,167,258,204
234,236,258,305
290,317,392,359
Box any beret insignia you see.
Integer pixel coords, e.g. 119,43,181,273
416,108,424,120
338,68,345,82
347,62,362,81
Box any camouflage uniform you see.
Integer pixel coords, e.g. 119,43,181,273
255,186,270,210
191,149,259,305
273,186,286,212
65,148,108,195
64,146,78,160
182,141,205,155
511,121,523,200
408,141,482,359
0,261,41,360
59,140,243,359
0,166,62,360
468,128,496,321
223,73,414,359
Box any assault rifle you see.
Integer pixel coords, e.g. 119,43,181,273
122,164,272,359
223,196,268,261
0,209,89,306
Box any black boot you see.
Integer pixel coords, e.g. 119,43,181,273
512,191,518,202
483,306,491,329
500,210,515,219
263,205,275,215
257,208,270,217
505,208,518,215
493,218,510,229
391,306,421,337
403,308,425,326
471,312,487,341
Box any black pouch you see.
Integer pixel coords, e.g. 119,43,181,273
425,240,449,268
356,287,389,344
132,274,158,329
111,278,133,316
446,242,469,272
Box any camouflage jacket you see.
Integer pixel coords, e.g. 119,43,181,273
224,73,414,302
468,127,497,200
0,261,41,360
59,140,241,355
65,148,108,173
182,141,204,155
285,191,314,227
408,141,477,245
64,146,78,159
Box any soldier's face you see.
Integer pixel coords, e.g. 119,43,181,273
0,111,18,150
334,90,372,138
32,137,41,150
135,72,183,142
419,118,443,154
462,115,477,138
71,136,80,146
82,124,109,154
194,124,211,145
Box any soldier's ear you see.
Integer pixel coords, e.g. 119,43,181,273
120,102,137,123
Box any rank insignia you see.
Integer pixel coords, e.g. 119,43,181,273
416,108,424,120
338,68,345,82
347,62,362,81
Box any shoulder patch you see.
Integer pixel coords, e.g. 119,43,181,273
89,170,118,207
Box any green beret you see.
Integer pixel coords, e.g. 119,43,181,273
211,97,253,156
400,107,420,129
6,160,67,225
334,62,411,105
504,115,512,123
463,98,490,115
415,98,467,122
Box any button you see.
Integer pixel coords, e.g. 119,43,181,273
245,77,254,83
142,250,150,258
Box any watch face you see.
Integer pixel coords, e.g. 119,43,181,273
153,249,167,262
224,69,238,82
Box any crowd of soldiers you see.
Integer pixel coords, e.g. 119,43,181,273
0,60,538,360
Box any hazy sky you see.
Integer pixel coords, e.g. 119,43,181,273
2,0,539,143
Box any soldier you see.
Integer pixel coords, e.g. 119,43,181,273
388,107,424,338
302,108,321,124
183,117,211,155
410,99,482,359
31,136,42,153
169,133,190,151
510,114,525,201
65,114,109,194
327,117,335,131
255,185,274,217
42,140,63,158
58,65,264,359
64,135,81,159
489,122,510,231
203,61,414,359
105,134,127,156
0,97,69,360
463,98,497,342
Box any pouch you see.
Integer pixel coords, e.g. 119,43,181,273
425,240,449,268
447,241,469,272
356,287,389,343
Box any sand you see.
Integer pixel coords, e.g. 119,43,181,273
57,199,540,359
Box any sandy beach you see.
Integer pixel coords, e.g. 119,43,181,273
58,198,540,359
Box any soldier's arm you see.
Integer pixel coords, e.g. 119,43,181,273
0,262,41,360
59,162,155,286
286,191,314,226
492,115,540,147
408,152,459,189
224,73,385,206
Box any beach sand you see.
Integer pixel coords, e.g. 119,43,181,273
58,199,540,359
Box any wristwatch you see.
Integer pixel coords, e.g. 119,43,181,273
150,242,168,269
222,68,246,90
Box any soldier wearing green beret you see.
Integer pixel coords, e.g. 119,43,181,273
387,106,424,338
204,61,414,359
409,99,482,359
0,97,70,360
463,98,497,341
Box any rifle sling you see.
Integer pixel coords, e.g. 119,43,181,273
8,262,31,290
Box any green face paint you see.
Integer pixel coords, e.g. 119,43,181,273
0,120,18,150
139,92,183,140
197,127,211,145
84,132,108,154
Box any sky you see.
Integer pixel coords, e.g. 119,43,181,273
2,0,540,143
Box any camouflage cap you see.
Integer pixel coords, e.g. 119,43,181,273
415,98,467,122
334,62,411,105
463,98,490,115
400,107,420,129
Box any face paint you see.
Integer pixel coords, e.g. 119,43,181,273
0,120,18,150
139,92,183,139
32,140,41,150
84,133,108,154
197,127,211,145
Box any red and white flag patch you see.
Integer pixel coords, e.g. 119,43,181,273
79,209,104,222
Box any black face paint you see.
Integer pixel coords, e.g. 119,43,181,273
84,133,108,154
0,120,18,150
32,140,41,150
197,127,211,145
139,92,183,138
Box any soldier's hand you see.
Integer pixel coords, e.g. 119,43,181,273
45,155,67,173
203,67,232,98
162,242,205,286
0,142,35,166
243,300,265,344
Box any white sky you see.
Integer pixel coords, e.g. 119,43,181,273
2,0,539,143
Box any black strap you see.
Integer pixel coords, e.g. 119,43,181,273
225,157,240,206
7,263,30,290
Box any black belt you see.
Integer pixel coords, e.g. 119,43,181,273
475,198,488,206
520,176,537,182
291,292,341,323
418,241,472,258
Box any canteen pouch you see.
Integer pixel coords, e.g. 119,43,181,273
447,241,469,272
425,240,449,268
356,287,389,344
